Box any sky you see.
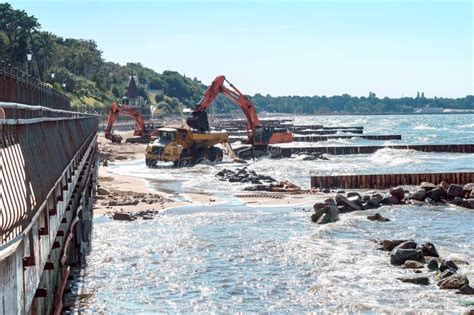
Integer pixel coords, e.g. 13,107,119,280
7,0,473,98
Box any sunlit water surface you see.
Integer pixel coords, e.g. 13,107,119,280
72,114,474,312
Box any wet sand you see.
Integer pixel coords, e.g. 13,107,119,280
96,131,324,216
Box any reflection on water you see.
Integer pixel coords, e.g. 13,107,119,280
72,203,474,313
75,114,474,312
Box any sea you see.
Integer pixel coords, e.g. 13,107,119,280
70,114,474,313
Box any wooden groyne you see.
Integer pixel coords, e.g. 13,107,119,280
293,134,402,142
273,144,474,155
311,172,474,189
229,134,401,143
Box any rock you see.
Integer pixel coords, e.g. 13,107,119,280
440,260,459,272
112,212,135,221
427,259,439,271
336,190,346,193
440,269,456,279
367,213,390,222
311,205,339,224
390,248,424,266
461,198,474,209
420,182,436,191
382,239,407,251
456,284,474,295
142,215,154,220
335,194,362,211
347,195,362,207
324,198,337,205
452,197,464,205
97,187,111,196
439,180,450,190
381,195,399,205
420,242,439,257
390,186,405,201
322,188,330,193
397,276,430,285
447,184,464,199
313,202,327,212
426,187,447,202
463,183,474,192
347,192,362,199
338,206,349,213
362,194,371,202
403,260,424,269
396,240,418,250
438,274,469,289
409,189,426,201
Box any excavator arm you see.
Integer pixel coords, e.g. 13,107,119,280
104,100,147,143
187,75,261,143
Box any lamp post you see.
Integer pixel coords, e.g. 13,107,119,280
26,52,32,76
51,72,55,83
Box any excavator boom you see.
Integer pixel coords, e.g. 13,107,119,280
187,75,292,146
104,100,151,143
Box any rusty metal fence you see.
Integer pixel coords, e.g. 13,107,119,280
0,102,97,246
0,62,70,110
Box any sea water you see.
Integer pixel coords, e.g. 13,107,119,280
70,114,474,313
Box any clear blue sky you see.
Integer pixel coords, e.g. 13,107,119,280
8,0,473,98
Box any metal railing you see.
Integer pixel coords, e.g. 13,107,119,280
0,62,70,110
0,103,98,246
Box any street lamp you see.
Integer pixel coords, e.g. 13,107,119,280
62,83,66,92
26,52,32,75
51,72,55,81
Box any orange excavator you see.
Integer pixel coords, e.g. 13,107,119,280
104,99,157,143
186,76,293,156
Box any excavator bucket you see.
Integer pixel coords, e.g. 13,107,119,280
186,111,210,131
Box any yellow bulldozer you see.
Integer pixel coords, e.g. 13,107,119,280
145,127,230,167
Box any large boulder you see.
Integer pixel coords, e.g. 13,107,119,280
97,187,111,196
447,184,464,199
438,274,469,289
390,186,405,201
427,258,439,271
456,284,474,295
452,197,464,206
367,213,390,222
311,205,339,224
420,182,436,191
461,199,474,209
409,189,426,201
396,240,418,249
420,242,439,257
397,276,430,285
439,259,459,272
382,239,408,251
426,187,447,202
112,212,135,221
335,194,362,211
390,248,424,266
403,260,424,269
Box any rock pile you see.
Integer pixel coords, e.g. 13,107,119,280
310,193,393,225
374,239,473,294
319,181,474,210
110,209,158,221
101,191,164,208
216,168,301,192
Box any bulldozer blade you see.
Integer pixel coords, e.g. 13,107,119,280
186,111,210,131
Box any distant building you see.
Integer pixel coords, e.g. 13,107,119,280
126,75,145,108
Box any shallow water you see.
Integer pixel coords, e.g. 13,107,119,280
73,114,474,312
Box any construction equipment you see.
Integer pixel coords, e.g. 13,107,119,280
186,75,293,158
145,127,229,167
104,99,158,143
